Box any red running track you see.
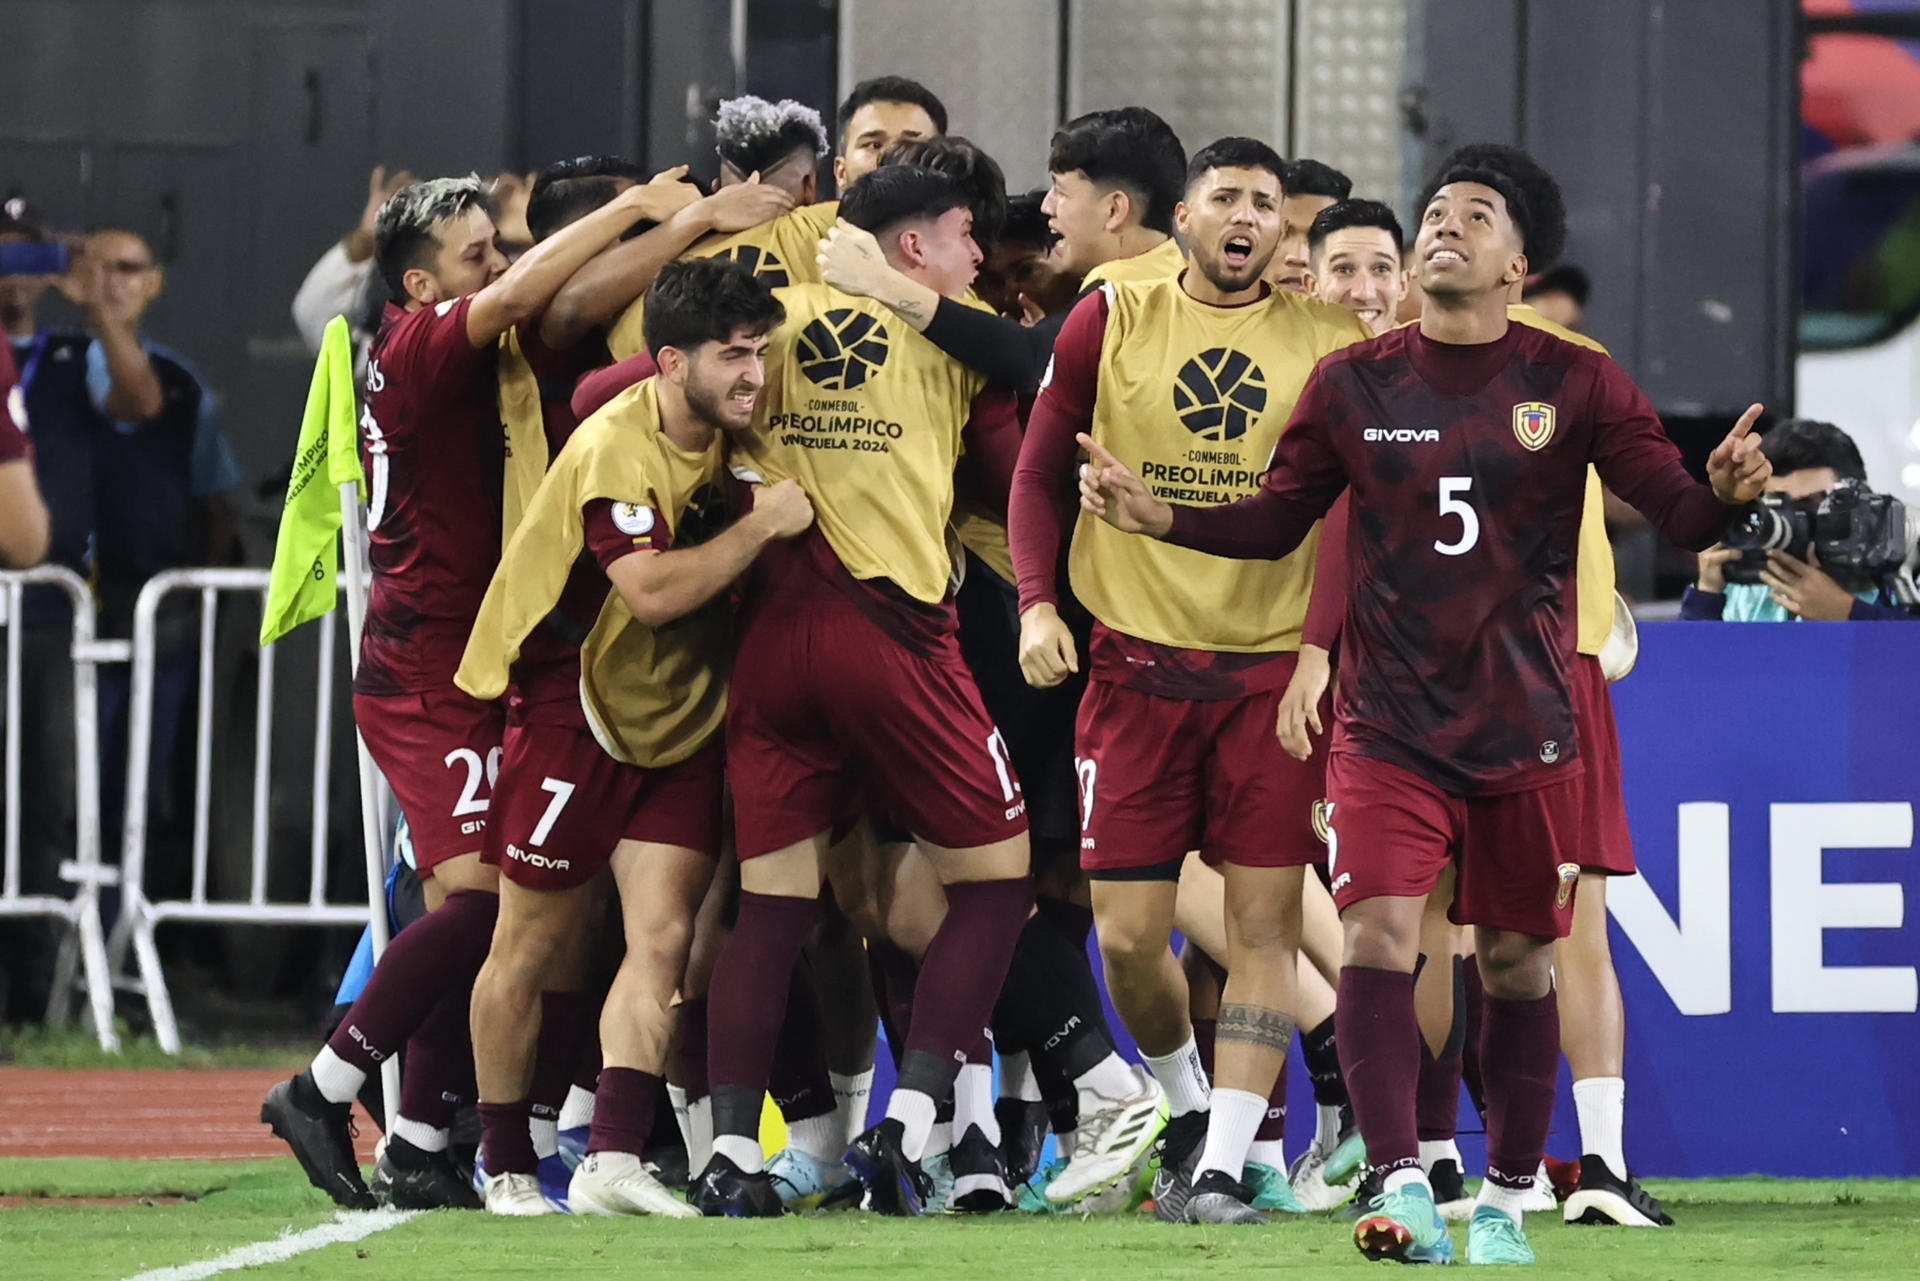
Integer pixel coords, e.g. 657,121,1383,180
0,1068,379,1161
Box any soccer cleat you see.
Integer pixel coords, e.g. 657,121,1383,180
946,1124,1013,1213
1044,1069,1167,1205
1147,1110,1207,1224
843,1119,932,1218
1563,1155,1674,1227
483,1170,556,1216
1323,1126,1368,1186
1429,1157,1476,1222
1287,1141,1348,1212
1353,1180,1455,1264
688,1153,784,1218
1015,1157,1071,1213
995,1098,1050,1187
568,1150,698,1218
1516,1162,1557,1213
557,1125,591,1170
1243,1161,1307,1213
1339,1165,1386,1219
1467,1204,1536,1263
922,1145,955,1214
260,1074,376,1210
371,1133,484,1210
1183,1169,1268,1225
765,1146,861,1211
537,1153,574,1212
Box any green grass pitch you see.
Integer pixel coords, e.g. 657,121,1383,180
2,1159,1917,1279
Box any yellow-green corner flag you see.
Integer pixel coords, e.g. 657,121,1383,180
260,315,363,645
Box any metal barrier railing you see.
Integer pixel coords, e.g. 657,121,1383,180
105,568,376,1054
0,565,123,1051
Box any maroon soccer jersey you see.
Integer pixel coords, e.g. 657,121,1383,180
506,500,633,728
1167,321,1730,794
0,341,27,464
357,297,503,695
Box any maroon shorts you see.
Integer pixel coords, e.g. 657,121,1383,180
1075,667,1327,876
481,723,724,891
726,590,1028,860
354,686,506,877
1570,653,1635,875
1323,751,1582,939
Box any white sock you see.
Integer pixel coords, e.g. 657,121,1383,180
1000,1051,1043,1102
1143,1034,1211,1118
1477,1175,1532,1218
954,1061,1000,1147
786,1112,843,1163
1419,1138,1462,1172
1073,1051,1140,1110
1385,1166,1432,1195
1572,1075,1627,1180
884,1088,939,1162
924,1119,953,1159
712,1133,763,1174
1247,1138,1287,1168
1314,1103,1344,1152
1195,1087,1265,1180
530,1116,559,1160
310,1045,366,1105
830,1068,875,1146
667,1083,693,1155
390,1114,448,1154
558,1083,596,1132
688,1095,713,1174
1053,1123,1075,1154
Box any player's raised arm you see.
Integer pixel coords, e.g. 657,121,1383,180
463,180,663,348
606,479,812,627
1585,359,1770,551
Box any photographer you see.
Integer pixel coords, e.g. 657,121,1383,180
1686,418,1917,621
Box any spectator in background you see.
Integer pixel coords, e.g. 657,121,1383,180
1522,263,1590,333
1688,418,1917,620
292,165,414,376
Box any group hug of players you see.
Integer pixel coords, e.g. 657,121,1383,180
258,75,1775,1264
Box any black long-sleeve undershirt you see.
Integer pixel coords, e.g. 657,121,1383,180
920,294,1075,393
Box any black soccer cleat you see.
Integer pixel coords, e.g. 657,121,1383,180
1147,1110,1207,1223
947,1124,1013,1213
261,1073,376,1210
1339,1164,1387,1220
995,1098,1050,1188
689,1154,785,1218
844,1118,933,1217
371,1132,482,1210
1564,1154,1675,1227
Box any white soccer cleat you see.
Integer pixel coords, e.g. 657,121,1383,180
484,1170,558,1216
1044,1068,1167,1205
1516,1160,1558,1213
1287,1140,1350,1212
567,1151,697,1218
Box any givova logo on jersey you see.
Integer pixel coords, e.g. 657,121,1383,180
714,243,789,287
1174,347,1268,442
798,309,890,390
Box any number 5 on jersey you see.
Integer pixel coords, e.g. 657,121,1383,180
1434,476,1480,556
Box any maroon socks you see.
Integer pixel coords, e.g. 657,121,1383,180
1480,990,1560,1189
324,888,498,1079
587,1067,662,1157
1336,965,1422,1177
707,892,819,1142
895,877,1031,1102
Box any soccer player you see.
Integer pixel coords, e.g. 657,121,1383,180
1011,137,1369,1225
1268,158,1352,293
1076,151,1770,1262
1301,199,1408,336
816,106,1187,392
458,259,807,1216
973,190,1080,322
0,339,49,566
260,175,669,1211
693,165,1030,1218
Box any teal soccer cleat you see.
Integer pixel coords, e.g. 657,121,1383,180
1467,1205,1536,1264
1353,1180,1455,1264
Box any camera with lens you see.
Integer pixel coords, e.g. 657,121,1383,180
1723,480,1914,585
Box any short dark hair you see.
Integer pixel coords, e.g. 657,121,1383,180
526,156,648,242
1047,107,1186,235
374,176,492,297
714,96,830,177
1185,137,1285,191
879,135,1008,251
836,76,948,150
1308,199,1405,257
641,258,786,361
1420,143,1567,268
0,215,46,241
999,190,1055,249
1523,263,1591,308
1282,158,1352,202
1758,419,1868,484
838,164,970,240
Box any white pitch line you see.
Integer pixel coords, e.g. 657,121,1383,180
119,1208,420,1281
